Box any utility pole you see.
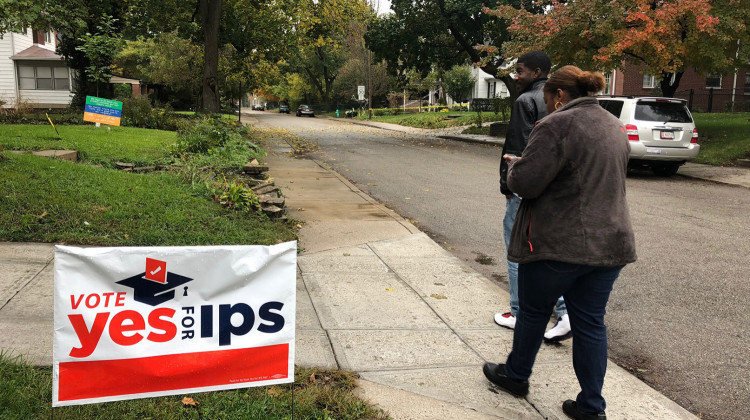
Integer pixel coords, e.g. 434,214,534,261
368,50,372,120
238,81,242,123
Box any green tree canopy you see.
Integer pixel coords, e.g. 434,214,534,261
443,65,475,104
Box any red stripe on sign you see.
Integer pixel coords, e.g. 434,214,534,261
58,344,289,402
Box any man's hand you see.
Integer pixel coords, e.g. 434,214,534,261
503,154,521,163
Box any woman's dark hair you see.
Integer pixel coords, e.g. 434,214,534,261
543,65,606,99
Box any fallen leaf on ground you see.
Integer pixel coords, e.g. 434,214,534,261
430,293,448,299
182,397,199,406
267,386,283,397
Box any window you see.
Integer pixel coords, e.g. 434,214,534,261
744,73,750,95
598,100,624,118
17,64,70,90
44,31,51,44
642,73,657,89
604,72,612,94
706,73,722,89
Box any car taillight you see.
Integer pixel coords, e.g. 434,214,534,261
691,128,698,143
625,124,640,141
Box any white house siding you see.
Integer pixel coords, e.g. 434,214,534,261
0,34,17,107
18,89,74,107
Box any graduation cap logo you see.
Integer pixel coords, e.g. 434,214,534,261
116,258,193,306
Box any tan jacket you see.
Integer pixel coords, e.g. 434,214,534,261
507,97,637,266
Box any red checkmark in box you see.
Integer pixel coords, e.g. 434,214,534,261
144,258,167,283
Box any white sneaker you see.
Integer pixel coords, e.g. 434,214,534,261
544,314,572,342
494,312,516,329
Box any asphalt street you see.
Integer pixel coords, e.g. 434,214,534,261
248,110,750,420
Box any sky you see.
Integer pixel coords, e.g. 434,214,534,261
372,0,392,15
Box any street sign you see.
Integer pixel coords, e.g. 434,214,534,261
358,85,365,101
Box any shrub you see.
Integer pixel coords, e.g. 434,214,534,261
173,117,247,155
0,103,83,125
120,97,180,131
210,177,261,212
114,83,132,99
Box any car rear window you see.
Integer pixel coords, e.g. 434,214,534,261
598,100,624,118
635,101,692,123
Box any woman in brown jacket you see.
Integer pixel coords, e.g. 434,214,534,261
483,65,637,420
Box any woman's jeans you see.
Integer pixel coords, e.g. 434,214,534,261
504,260,624,414
503,196,566,317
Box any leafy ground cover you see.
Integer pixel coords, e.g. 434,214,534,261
692,112,750,165
0,354,388,420
354,111,504,129
0,152,294,245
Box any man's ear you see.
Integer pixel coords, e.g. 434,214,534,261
532,68,544,79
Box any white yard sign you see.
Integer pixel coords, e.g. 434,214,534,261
53,242,297,406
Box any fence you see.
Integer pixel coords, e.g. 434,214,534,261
675,89,750,113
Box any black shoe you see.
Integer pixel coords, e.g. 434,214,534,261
562,400,607,419
482,363,529,397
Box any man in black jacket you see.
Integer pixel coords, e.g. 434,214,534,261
494,51,571,343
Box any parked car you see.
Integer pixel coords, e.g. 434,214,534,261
296,104,315,117
279,104,290,114
252,104,265,111
597,96,700,176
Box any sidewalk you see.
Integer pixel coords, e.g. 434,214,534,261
5,116,743,418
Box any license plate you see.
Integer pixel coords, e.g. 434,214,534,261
647,149,662,155
660,131,675,139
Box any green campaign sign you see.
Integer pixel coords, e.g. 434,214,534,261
86,96,123,111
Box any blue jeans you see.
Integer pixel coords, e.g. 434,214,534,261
503,195,566,317
504,261,624,415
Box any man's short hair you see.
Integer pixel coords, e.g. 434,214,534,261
518,51,551,76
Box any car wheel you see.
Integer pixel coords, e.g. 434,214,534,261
652,163,680,177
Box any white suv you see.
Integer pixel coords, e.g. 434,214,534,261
597,96,700,176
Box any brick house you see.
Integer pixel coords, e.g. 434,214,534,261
605,62,750,112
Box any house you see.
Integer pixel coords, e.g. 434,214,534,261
437,67,510,106
109,75,148,98
0,28,74,108
604,62,750,112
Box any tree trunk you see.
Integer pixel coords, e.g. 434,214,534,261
501,75,518,102
200,0,221,113
659,71,684,98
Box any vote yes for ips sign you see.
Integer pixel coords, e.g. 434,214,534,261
53,243,297,406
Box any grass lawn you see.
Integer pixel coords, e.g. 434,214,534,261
0,355,387,420
0,153,295,245
354,111,504,129
692,112,750,165
0,124,176,167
